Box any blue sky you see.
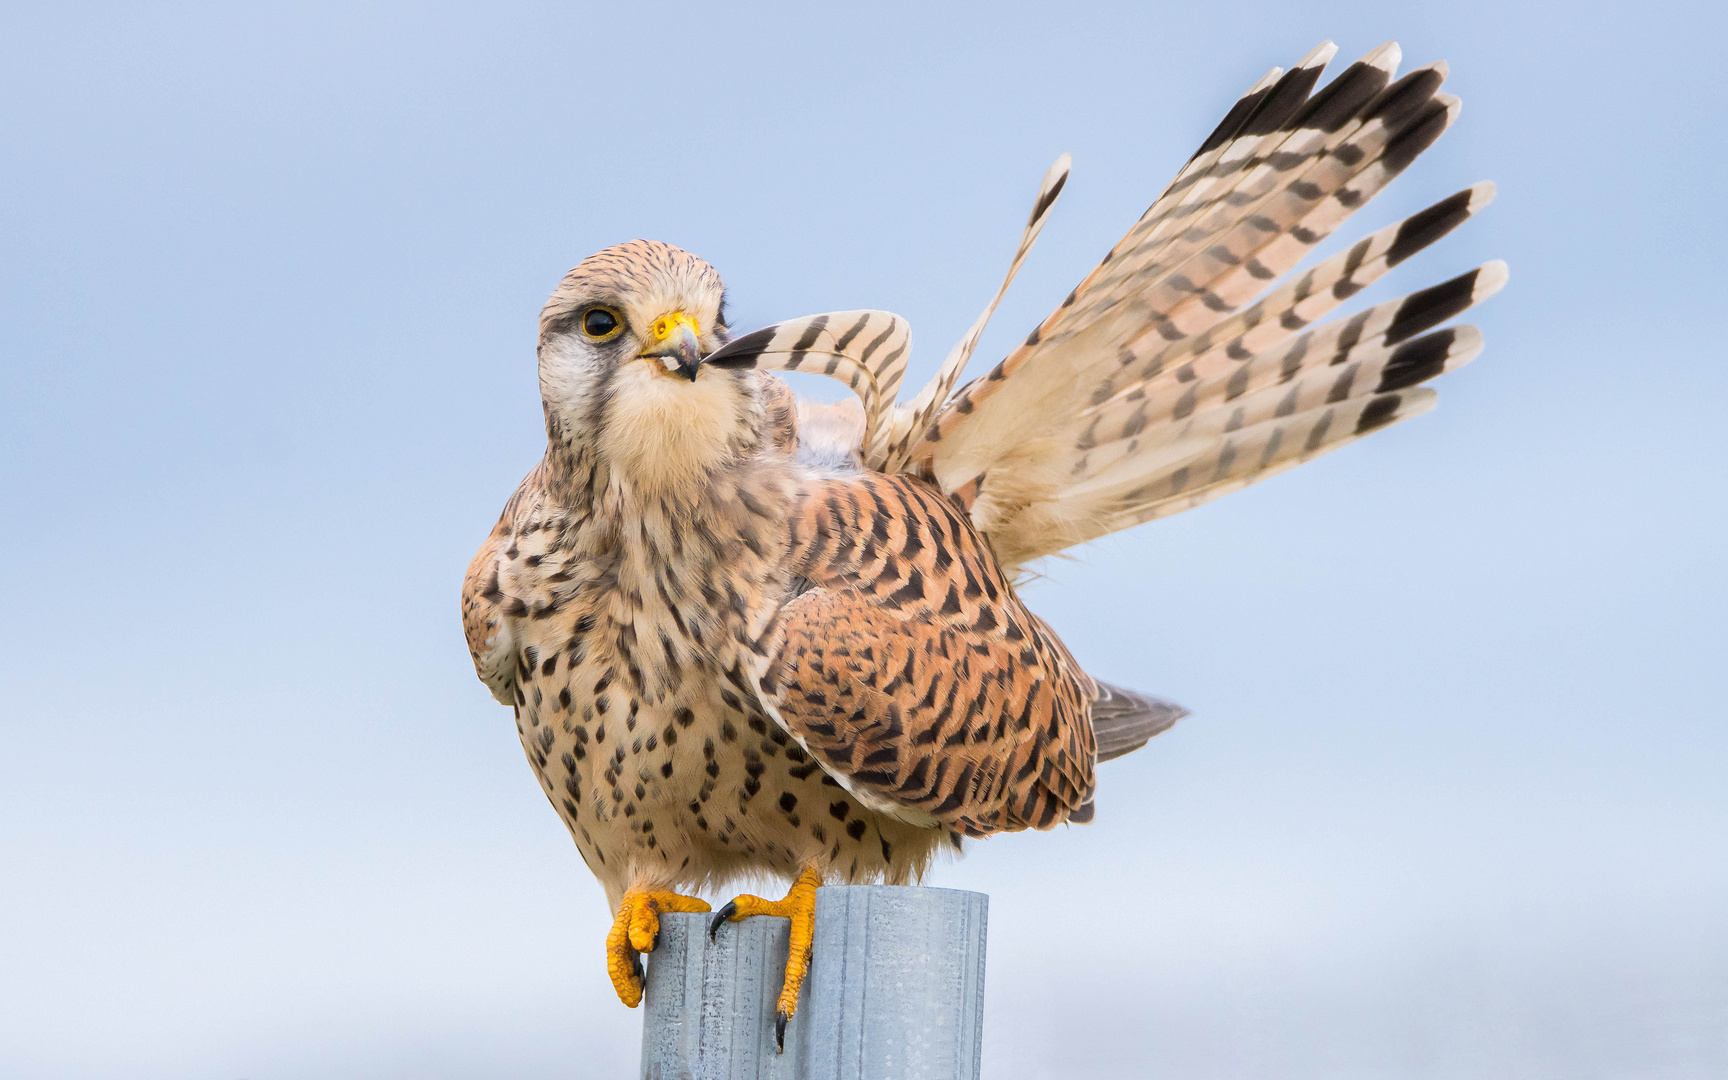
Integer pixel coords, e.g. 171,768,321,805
2,1,1723,1077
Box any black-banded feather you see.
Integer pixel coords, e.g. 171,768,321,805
911,45,1437,482
1097,181,1495,405
891,43,1495,573
1059,61,1451,382
1064,262,1506,488
1102,386,1439,531
1104,44,1345,287
718,42,1502,579
875,153,1072,473
1065,322,1484,500
706,309,909,458
1039,44,1358,354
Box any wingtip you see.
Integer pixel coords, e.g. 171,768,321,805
1363,40,1402,72
1407,59,1449,83
1029,154,1071,225
1469,179,1498,208
1388,385,1441,422
1449,323,1487,370
1477,259,1510,296
1297,40,1339,69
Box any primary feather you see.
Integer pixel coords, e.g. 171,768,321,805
708,41,1506,577
893,42,1499,574
712,42,1504,576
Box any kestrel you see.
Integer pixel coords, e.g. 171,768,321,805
462,41,1504,1047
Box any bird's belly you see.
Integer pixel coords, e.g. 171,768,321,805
512,645,948,900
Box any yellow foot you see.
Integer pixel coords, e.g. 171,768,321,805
606,888,711,1008
708,866,821,1051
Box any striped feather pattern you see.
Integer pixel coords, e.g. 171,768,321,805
1051,43,1382,342
1062,321,1482,502
874,153,1072,473
918,55,1455,468
973,260,1505,565
706,310,910,459
1098,181,1496,405
888,42,1502,571
1091,44,1344,313
1065,263,1506,490
708,41,1502,575
1102,387,1440,531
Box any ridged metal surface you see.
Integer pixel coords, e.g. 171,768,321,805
640,886,988,1080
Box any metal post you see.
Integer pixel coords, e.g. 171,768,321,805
640,885,989,1080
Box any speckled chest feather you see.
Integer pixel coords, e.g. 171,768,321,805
486,449,947,908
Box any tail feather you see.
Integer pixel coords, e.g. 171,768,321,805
1091,680,1189,763
1099,44,1347,297
705,309,909,457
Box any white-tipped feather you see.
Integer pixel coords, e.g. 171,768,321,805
1097,180,1497,408
908,43,1501,572
1072,257,1508,483
912,55,1458,505
1039,43,1394,347
874,152,1072,472
723,42,1505,574
1107,386,1441,530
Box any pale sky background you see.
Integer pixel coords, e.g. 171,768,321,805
2,1,1724,1078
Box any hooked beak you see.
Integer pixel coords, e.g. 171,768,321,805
639,311,704,381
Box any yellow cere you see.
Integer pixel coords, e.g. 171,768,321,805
651,311,701,343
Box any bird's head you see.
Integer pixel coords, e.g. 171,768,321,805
537,240,755,492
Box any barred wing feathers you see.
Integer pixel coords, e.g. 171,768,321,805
707,310,910,461
709,154,1073,475
712,41,1504,576
906,42,1504,571
874,153,1071,473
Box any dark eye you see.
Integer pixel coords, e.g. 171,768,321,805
582,308,620,338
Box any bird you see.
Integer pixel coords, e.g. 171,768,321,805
461,39,1505,1050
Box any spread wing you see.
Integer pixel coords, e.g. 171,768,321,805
710,41,1505,577
755,473,1097,836
911,41,1506,571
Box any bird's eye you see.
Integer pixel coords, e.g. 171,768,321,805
582,308,621,338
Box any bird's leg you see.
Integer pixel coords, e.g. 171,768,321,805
708,865,822,1051
606,887,711,1008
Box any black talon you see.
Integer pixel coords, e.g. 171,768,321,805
631,954,644,987
775,1010,788,1052
708,901,738,941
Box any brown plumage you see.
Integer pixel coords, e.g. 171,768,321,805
768,473,1097,837
461,41,1505,1042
